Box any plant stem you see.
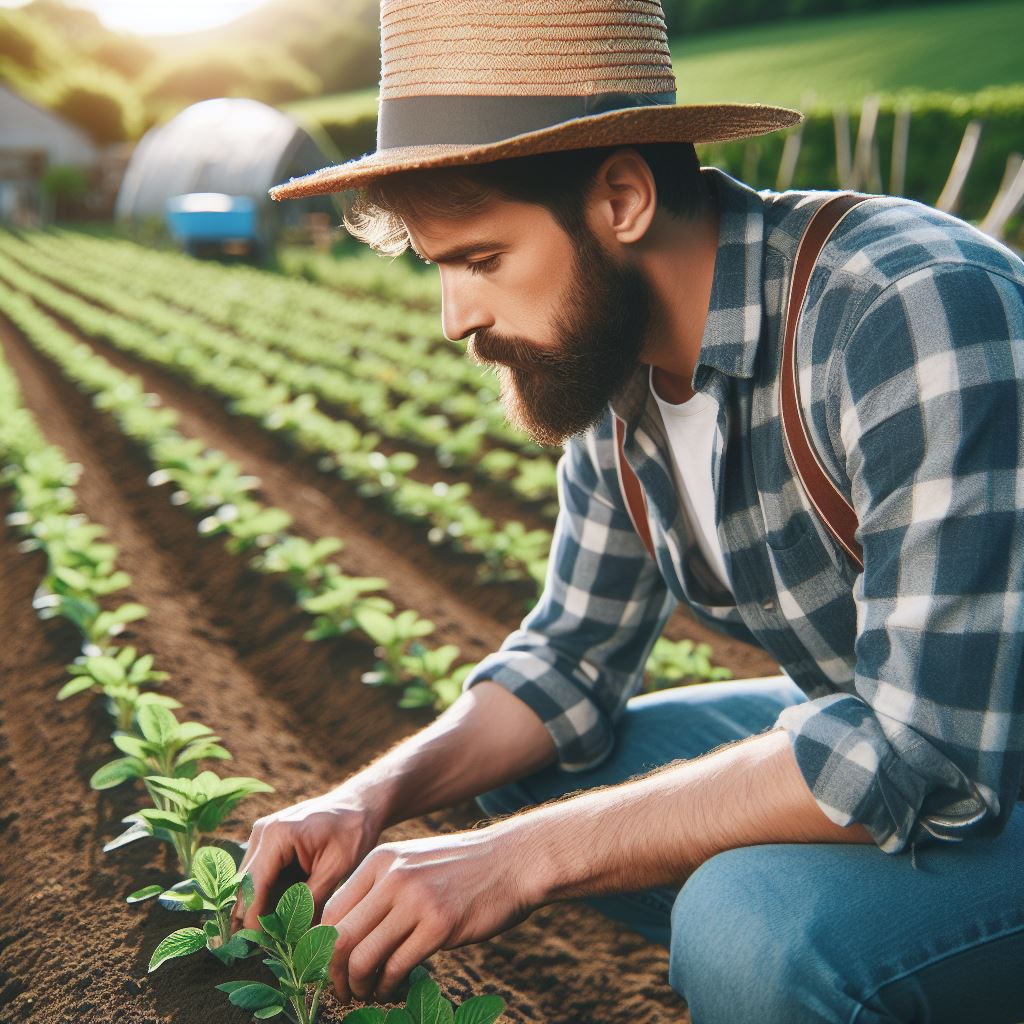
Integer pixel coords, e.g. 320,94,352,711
308,983,324,1024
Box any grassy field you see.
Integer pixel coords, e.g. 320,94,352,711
284,0,1023,123
673,0,1023,108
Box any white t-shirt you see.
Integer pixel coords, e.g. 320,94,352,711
648,366,733,596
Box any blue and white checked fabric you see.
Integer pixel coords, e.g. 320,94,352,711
464,166,1024,854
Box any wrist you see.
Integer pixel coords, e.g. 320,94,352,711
327,772,397,835
490,807,569,907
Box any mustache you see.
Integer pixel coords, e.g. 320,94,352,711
467,330,566,371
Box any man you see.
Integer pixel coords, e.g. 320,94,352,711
237,2,1024,1020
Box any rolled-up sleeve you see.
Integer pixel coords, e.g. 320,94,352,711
777,262,1024,853
463,416,677,771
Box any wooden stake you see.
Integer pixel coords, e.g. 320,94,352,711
890,106,911,196
935,119,983,213
980,152,1024,240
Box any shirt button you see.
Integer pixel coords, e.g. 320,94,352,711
760,597,776,611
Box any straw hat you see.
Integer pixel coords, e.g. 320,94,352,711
269,0,801,201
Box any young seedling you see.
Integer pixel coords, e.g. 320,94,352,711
251,536,345,598
222,882,338,1024
397,645,472,712
58,646,177,732
146,846,257,968
354,607,435,689
475,521,551,586
644,637,733,692
90,703,231,791
301,571,393,642
106,769,273,877
341,967,505,1024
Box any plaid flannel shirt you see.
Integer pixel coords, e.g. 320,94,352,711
464,166,1024,854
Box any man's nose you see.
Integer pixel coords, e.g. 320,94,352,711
440,280,492,343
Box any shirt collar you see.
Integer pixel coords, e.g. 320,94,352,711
609,166,767,425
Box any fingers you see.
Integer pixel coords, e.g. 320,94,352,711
321,857,376,929
328,892,394,1002
374,925,440,1002
335,906,416,1003
232,827,291,931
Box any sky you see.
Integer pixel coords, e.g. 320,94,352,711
0,0,271,35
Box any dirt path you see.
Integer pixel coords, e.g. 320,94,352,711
0,314,693,1022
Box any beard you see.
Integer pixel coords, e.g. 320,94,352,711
466,217,653,448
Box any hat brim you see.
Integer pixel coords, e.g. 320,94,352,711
269,101,801,200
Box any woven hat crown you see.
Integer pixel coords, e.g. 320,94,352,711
380,0,677,100
268,0,801,200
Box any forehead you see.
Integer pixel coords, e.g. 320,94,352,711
402,195,562,265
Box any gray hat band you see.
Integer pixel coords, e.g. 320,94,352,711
377,90,677,150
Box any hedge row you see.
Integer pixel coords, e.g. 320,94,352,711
698,86,1024,233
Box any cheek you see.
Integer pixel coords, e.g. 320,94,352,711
498,261,566,341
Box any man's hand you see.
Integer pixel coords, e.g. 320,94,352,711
231,789,385,931
323,824,537,1003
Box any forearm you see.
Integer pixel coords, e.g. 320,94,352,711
331,680,557,829
503,727,873,905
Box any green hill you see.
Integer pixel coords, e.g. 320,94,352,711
672,0,1022,108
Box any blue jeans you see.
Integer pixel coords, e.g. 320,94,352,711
476,676,1024,1024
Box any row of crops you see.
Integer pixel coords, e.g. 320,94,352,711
0,228,733,693
0,269,511,1022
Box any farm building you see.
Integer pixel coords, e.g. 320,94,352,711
114,96,341,257
0,83,99,226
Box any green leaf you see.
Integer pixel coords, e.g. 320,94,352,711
148,928,207,971
137,703,178,746
215,933,253,962
83,655,125,687
90,756,146,789
56,675,96,700
454,996,506,1024
126,884,164,903
343,1011,387,1024
191,846,238,901
159,890,205,912
385,1011,416,1024
216,980,256,994
224,982,284,1010
258,912,285,942
234,927,272,947
407,976,447,1024
275,882,314,943
254,1007,284,1020
240,871,256,911
293,924,338,984
261,957,289,980
136,808,187,833
407,966,431,987
111,733,149,759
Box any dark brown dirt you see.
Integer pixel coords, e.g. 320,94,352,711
0,297,779,1024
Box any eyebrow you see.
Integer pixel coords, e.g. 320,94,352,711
410,238,504,265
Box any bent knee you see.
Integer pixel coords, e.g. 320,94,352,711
668,847,861,1024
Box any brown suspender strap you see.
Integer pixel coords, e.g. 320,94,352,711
614,191,872,570
780,192,871,572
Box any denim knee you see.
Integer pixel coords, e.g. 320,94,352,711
668,847,861,1024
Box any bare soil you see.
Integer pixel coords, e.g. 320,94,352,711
0,303,779,1024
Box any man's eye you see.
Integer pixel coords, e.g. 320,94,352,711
467,255,501,275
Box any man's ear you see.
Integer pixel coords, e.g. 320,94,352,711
588,147,657,246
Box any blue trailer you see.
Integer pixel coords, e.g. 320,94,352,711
164,192,265,259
